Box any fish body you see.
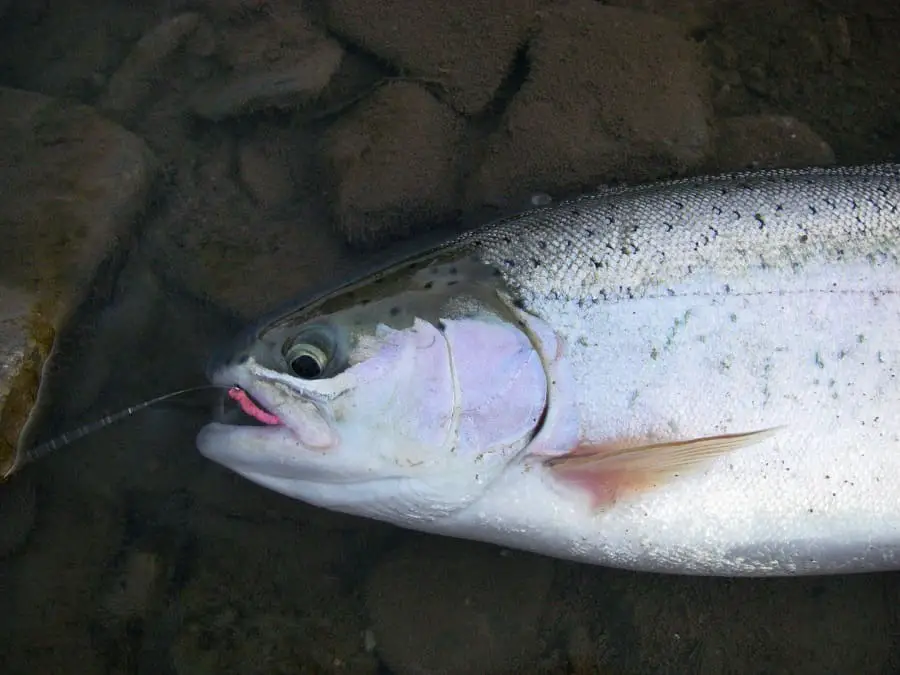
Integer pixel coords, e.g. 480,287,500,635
197,163,900,576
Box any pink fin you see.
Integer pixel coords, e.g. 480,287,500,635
545,427,780,509
228,387,281,426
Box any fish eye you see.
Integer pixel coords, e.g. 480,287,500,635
283,327,335,379
286,343,327,378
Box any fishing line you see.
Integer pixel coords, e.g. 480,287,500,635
3,384,233,479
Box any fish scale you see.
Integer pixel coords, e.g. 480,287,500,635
454,163,900,305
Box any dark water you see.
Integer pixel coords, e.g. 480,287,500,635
2,1,900,674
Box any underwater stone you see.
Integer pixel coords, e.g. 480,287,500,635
0,86,158,298
190,9,344,121
714,114,836,171
0,86,157,474
324,0,542,115
466,2,713,206
99,12,203,117
365,537,554,675
0,286,52,478
0,285,42,560
321,81,465,245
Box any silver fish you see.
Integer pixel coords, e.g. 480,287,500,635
197,163,900,576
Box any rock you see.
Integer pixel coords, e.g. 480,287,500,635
0,285,53,478
212,5,321,72
171,516,379,675
0,3,151,100
194,0,286,23
99,13,203,117
142,131,355,318
173,610,379,675
0,86,158,297
604,571,895,674
237,134,297,208
321,81,465,244
603,0,718,33
8,253,242,500
191,40,343,120
98,550,163,623
467,2,713,206
0,472,36,558
714,114,836,171
0,87,157,476
324,0,541,115
0,86,155,593
566,621,603,674
0,288,46,562
365,536,555,675
0,487,124,675
190,10,344,120
186,18,217,59
704,2,900,162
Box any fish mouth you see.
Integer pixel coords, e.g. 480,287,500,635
208,382,337,452
215,387,282,428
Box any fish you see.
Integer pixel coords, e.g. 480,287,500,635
195,163,900,577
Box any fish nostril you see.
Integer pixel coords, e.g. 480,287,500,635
206,335,254,379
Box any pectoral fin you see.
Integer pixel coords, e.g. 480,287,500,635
545,427,780,509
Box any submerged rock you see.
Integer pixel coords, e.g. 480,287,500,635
0,87,157,474
321,81,465,244
714,114,836,170
365,537,555,675
99,12,203,117
468,2,713,205
0,86,156,563
0,286,52,479
0,471,35,558
191,40,343,120
237,135,298,209
0,3,152,101
190,9,344,120
324,0,541,115
170,514,379,675
603,570,895,674
0,486,124,675
0,86,158,298
603,0,718,33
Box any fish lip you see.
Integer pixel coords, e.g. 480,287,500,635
207,359,338,448
214,378,335,450
215,388,280,428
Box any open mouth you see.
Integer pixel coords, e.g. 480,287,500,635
218,386,282,427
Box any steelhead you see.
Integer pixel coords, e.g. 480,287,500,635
197,163,900,576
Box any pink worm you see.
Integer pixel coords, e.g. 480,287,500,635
228,386,281,425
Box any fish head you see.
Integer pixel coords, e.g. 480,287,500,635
196,256,551,522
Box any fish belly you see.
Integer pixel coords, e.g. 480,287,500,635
441,257,900,575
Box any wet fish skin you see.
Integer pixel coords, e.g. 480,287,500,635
450,163,900,307
198,163,900,576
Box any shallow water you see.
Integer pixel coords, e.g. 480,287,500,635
2,1,900,673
